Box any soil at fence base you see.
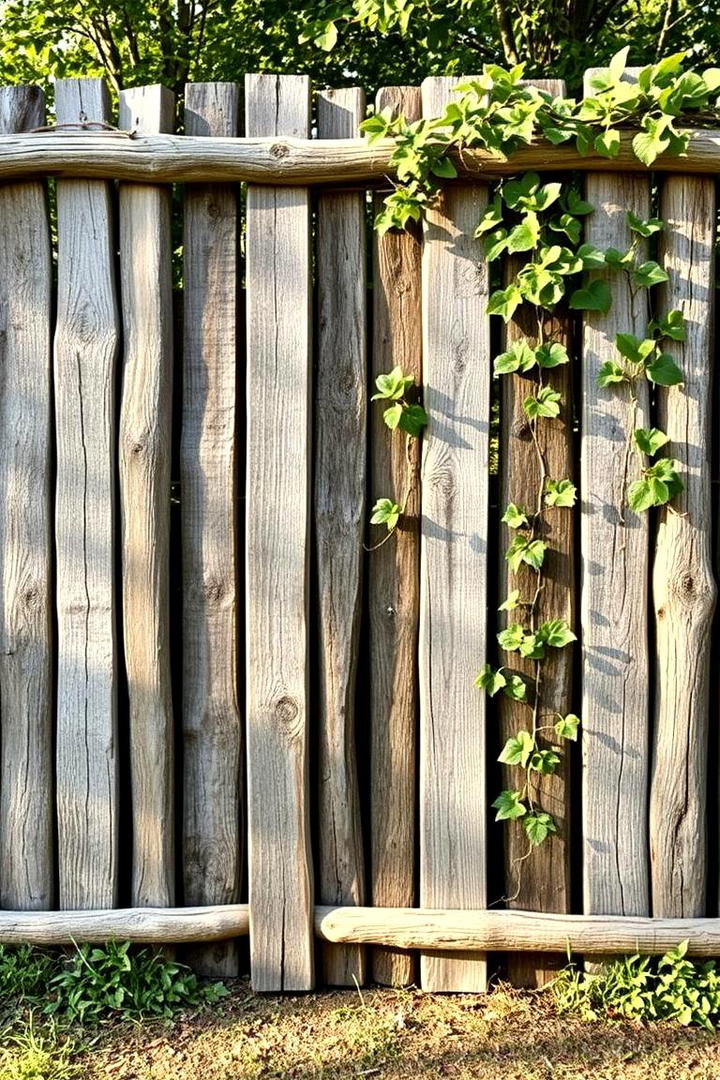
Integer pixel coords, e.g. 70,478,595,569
76,979,720,1080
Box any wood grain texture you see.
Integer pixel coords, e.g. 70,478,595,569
0,86,54,910
315,907,720,955
245,73,315,992
419,76,489,993
54,78,120,910
4,129,720,184
369,85,422,990
582,78,651,920
315,87,367,988
0,905,249,944
498,80,573,989
650,177,716,917
118,85,175,908
181,82,242,976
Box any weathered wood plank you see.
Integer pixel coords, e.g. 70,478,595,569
0,86,54,910
245,73,314,992
316,907,720,956
419,76,489,993
582,70,651,920
369,84,422,990
498,80,573,989
54,78,120,910
181,82,242,976
315,87,367,988
0,906,249,944
650,177,716,917
118,85,176,909
4,129,720,184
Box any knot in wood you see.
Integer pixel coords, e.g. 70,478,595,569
386,604,396,618
22,582,42,611
270,142,289,160
207,201,222,220
275,695,300,729
203,575,226,605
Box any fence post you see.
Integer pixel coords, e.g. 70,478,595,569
315,86,367,987
245,73,315,992
0,85,53,910
419,76,490,992
54,78,120,909
369,84,422,990
181,81,242,976
118,84,176,910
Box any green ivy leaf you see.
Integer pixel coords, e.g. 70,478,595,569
627,478,659,513
498,730,534,768
524,811,557,846
501,171,540,209
535,342,569,368
519,632,545,660
554,713,580,741
594,128,621,158
494,340,536,375
646,353,684,386
492,789,527,821
538,618,577,648
627,211,664,237
475,196,504,236
597,360,629,387
474,663,507,697
634,427,670,456
484,227,509,261
633,260,670,288
651,309,686,342
565,189,594,216
503,674,528,702
372,365,415,401
501,502,529,529
506,212,541,253
396,403,429,436
548,213,581,245
498,589,521,612
370,498,402,531
497,623,526,652
529,749,561,775
488,284,523,322
523,539,547,572
545,478,577,507
577,243,606,269
383,402,403,430
568,279,612,313
430,155,458,179
615,333,656,365
524,386,561,419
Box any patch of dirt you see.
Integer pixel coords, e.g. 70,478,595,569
80,980,720,1080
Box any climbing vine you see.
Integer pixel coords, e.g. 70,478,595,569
367,48,703,858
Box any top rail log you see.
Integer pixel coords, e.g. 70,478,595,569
1,130,720,183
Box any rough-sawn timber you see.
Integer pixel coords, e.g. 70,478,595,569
1,129,720,182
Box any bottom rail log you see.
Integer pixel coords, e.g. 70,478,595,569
0,905,719,956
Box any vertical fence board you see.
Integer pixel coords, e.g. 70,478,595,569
369,84,422,989
182,82,242,975
650,177,716,917
582,72,651,920
499,80,573,988
0,86,53,909
118,85,175,908
419,76,489,993
315,87,367,987
245,73,314,992
54,78,120,909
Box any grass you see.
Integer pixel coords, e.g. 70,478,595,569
2,978,720,1080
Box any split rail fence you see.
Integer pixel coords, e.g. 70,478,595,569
0,70,718,993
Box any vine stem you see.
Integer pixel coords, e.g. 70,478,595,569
364,433,417,552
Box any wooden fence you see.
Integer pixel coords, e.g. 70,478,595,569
0,70,718,994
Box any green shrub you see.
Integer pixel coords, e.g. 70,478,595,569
554,941,720,1029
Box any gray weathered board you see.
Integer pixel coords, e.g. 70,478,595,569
419,76,489,993
118,84,176,908
54,78,120,910
650,176,716,917
498,79,573,989
245,73,315,992
0,85,54,910
182,82,242,975
315,87,367,987
582,70,650,920
369,84,422,990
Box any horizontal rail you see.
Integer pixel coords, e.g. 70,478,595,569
0,129,719,183
1,905,720,954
